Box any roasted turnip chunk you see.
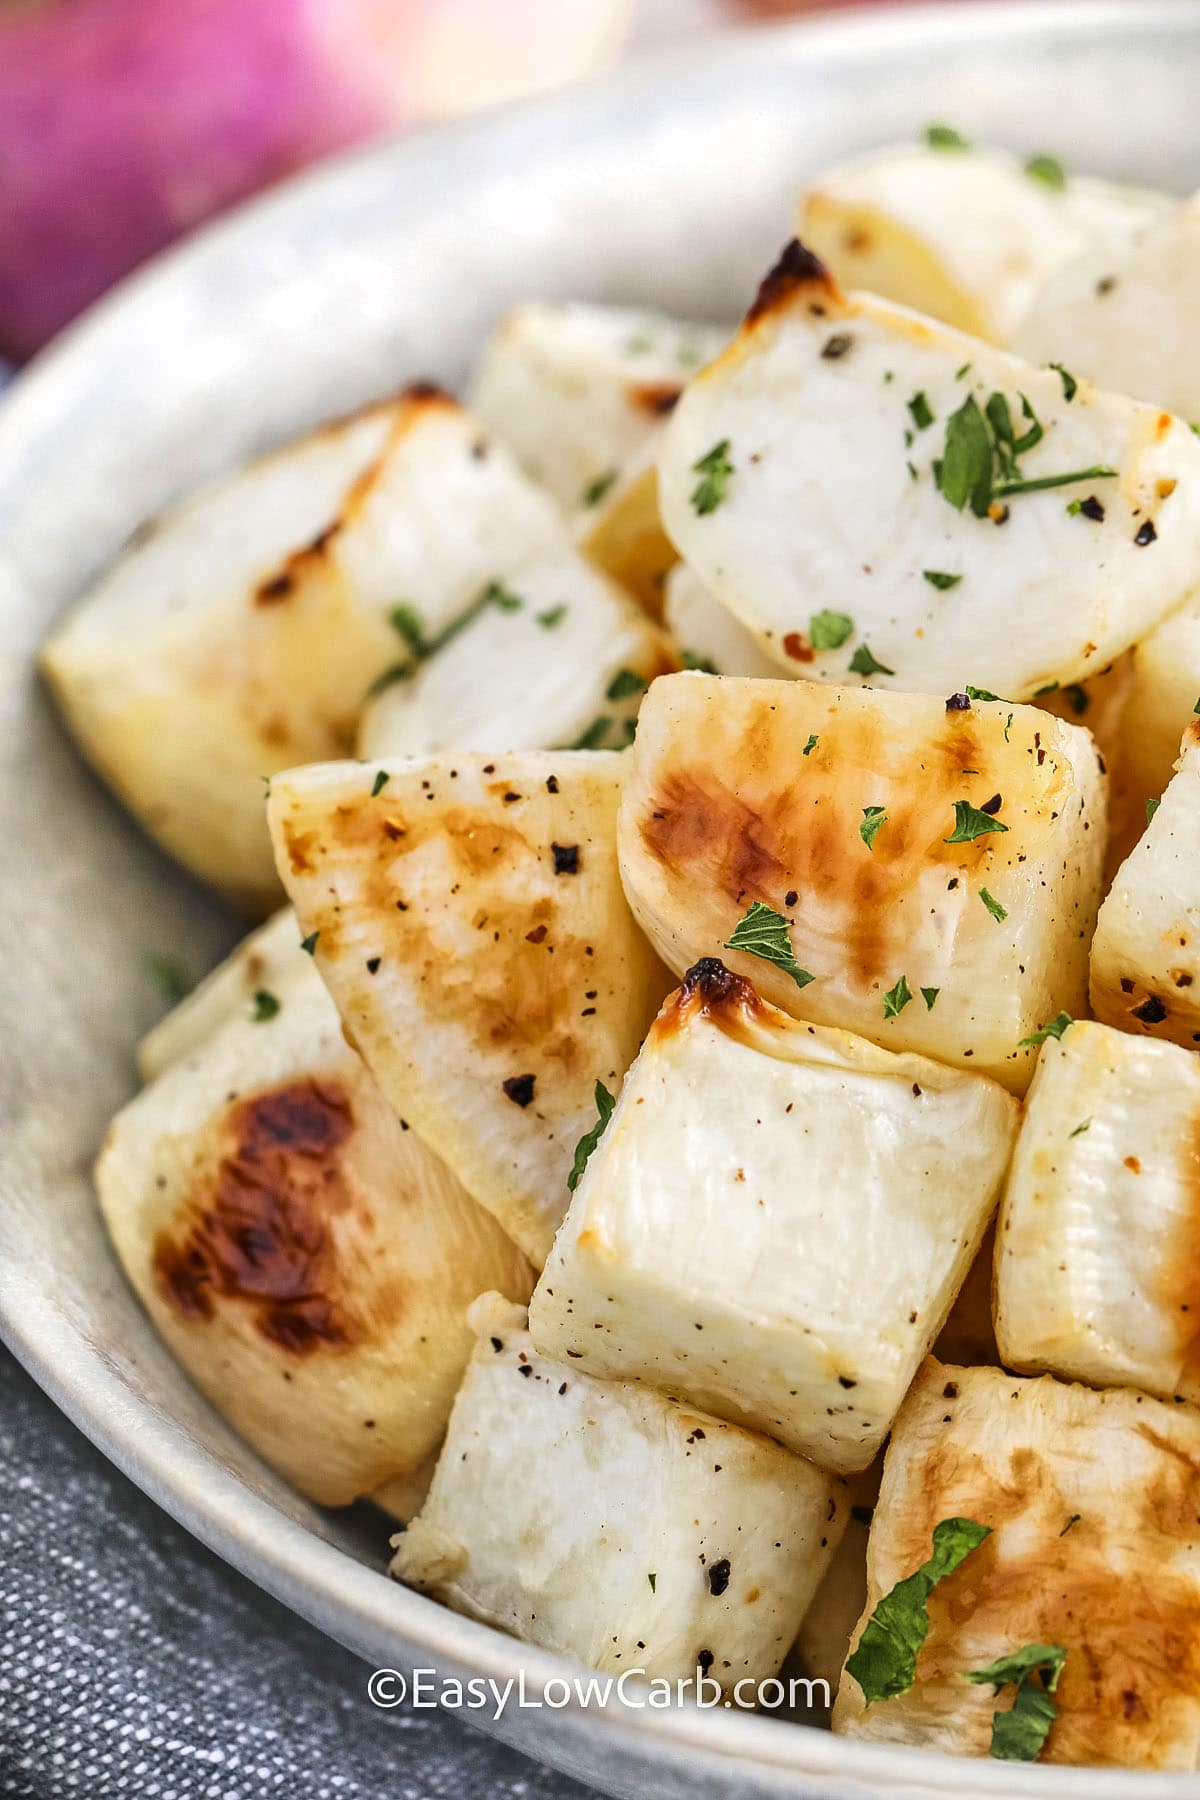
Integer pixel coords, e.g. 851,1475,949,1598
529,960,1017,1473
392,1293,846,1694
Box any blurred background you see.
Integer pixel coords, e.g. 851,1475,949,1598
0,0,925,368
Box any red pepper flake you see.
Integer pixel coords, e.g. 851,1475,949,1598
980,793,1003,815
552,843,580,875
784,889,798,908
502,1073,536,1107
945,692,970,711
526,924,549,944
1135,520,1158,547
782,632,815,663
365,956,381,974
546,774,560,794
1133,994,1167,1024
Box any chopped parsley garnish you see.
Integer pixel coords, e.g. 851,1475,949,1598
537,604,567,629
144,952,192,1004
907,392,934,431
802,733,819,756
1020,1012,1073,1047
1146,796,1161,824
945,800,1009,842
923,570,961,590
845,1517,991,1704
690,439,734,514
681,649,719,674
936,394,994,515
581,469,618,507
925,123,971,152
1033,680,1059,696
965,684,1002,702
980,887,1008,923
567,1081,616,1192
647,1572,657,1592
251,989,280,1023
571,716,615,751
378,581,526,687
485,580,524,612
921,987,940,1011
1063,683,1088,715
810,609,854,650
934,389,1115,514
996,465,1116,499
726,902,815,989
860,805,887,851
849,643,894,678
882,975,912,1019
965,1643,1067,1763
1025,153,1067,190
955,362,973,381
300,931,320,956
1068,1121,1090,1138
1049,362,1077,401
371,770,390,797
606,667,647,702
388,602,427,656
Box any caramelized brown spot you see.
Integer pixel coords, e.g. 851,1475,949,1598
744,238,841,327
654,958,765,1040
637,699,1026,990
403,378,455,406
152,1080,359,1354
254,571,295,606
894,1374,1200,1767
629,381,682,418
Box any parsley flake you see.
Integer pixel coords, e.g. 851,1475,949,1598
725,902,815,990
925,123,971,152
647,1572,657,1593
371,770,390,797
1049,362,1077,401
882,975,912,1019
945,800,1009,842
845,1517,991,1704
937,394,994,515
567,1081,616,1192
571,716,615,751
537,604,567,630
923,570,962,590
606,667,647,702
251,989,280,1023
980,887,1008,923
802,734,819,756
1146,796,1161,824
965,684,1002,702
966,1643,1067,1763
1025,153,1067,190
860,806,887,851
144,952,192,1005
1069,1121,1090,1139
908,391,934,431
681,649,719,674
810,609,854,650
1020,1012,1073,1047
300,931,320,956
690,439,734,514
921,987,940,1011
581,469,618,508
849,643,895,678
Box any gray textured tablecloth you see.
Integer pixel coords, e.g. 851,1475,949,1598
0,1346,595,1799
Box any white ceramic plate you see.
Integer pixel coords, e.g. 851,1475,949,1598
4,6,1200,1794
